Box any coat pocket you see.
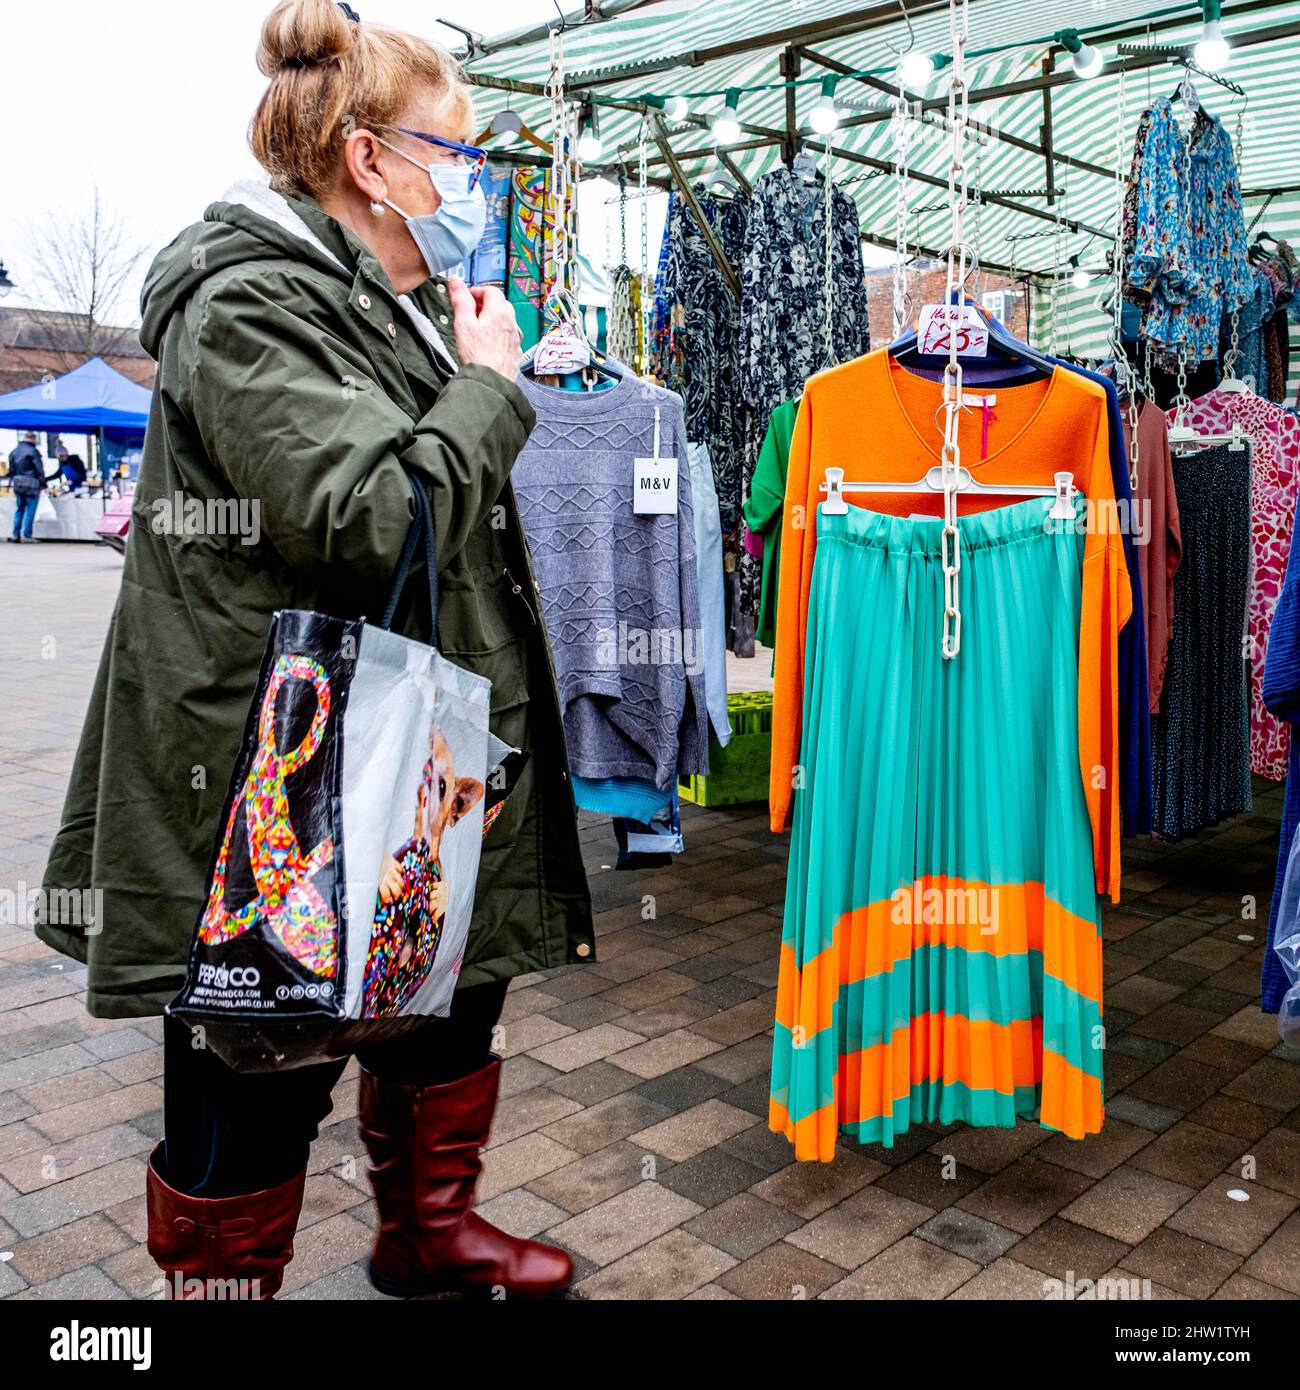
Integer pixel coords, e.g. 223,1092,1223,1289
439,637,532,850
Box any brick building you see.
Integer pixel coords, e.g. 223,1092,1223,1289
0,307,154,398
864,258,1033,345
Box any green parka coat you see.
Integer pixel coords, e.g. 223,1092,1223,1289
37,183,595,1017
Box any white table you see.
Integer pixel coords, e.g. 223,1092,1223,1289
0,492,113,542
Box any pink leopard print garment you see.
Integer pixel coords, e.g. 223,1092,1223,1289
1167,390,1300,780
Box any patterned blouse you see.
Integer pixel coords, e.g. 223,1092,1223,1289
1129,98,1253,365
1168,389,1300,780
737,166,871,625
650,186,752,557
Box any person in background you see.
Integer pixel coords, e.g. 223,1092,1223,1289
7,432,46,542
57,446,87,491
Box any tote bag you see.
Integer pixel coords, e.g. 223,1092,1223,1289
170,473,494,1070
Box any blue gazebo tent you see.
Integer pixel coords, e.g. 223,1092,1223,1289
0,355,150,494
0,355,150,432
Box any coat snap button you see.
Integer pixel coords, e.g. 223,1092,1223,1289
387,323,398,338
575,942,591,958
438,314,449,325
358,294,371,310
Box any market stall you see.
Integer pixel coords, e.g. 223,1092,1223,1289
443,0,1300,1151
0,355,147,541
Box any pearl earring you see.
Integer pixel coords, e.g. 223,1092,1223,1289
369,201,385,217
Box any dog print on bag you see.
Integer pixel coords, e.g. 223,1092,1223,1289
362,730,484,1017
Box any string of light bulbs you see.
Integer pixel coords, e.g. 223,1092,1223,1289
577,0,1238,143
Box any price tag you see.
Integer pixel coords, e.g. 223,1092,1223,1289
633,406,678,515
916,304,989,358
634,457,678,513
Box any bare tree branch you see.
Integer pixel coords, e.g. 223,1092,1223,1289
22,189,148,370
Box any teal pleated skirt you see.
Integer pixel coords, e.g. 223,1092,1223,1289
770,498,1105,1160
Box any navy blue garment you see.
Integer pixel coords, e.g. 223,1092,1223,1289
882,346,1153,836
1062,363,1153,838
1262,497,1300,1013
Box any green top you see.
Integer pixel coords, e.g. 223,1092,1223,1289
743,397,800,652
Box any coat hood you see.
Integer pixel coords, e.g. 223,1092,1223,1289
139,181,356,359
141,180,458,373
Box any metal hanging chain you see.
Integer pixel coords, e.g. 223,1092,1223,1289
607,171,636,368
638,116,652,377
1224,103,1247,385
618,170,629,267
1173,348,1191,433
971,130,985,298
890,85,913,338
1111,64,1141,489
939,0,970,662
544,26,571,328
565,103,582,314
1048,185,1065,360
822,137,836,369
1225,309,1242,379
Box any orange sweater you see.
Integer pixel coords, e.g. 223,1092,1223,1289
769,349,1131,901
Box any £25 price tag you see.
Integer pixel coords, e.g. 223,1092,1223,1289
916,304,989,358
633,406,678,514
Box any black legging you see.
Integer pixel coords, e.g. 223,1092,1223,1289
160,978,509,1199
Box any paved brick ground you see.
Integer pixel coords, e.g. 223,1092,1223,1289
1,541,1298,1300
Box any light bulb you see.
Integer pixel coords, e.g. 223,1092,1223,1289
1068,256,1091,290
577,125,603,162
1194,19,1230,70
1071,42,1103,78
663,96,689,122
575,113,603,162
712,91,741,145
809,77,840,136
898,51,936,88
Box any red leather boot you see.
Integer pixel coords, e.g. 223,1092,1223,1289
145,1144,306,1300
359,1058,573,1298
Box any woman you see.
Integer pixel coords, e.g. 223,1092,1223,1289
37,0,593,1299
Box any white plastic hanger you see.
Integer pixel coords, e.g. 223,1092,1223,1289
820,466,1077,519
1168,419,1247,451
1217,371,1253,395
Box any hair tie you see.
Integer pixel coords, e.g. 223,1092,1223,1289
337,3,360,20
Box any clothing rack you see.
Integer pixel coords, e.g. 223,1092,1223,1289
1115,44,1248,97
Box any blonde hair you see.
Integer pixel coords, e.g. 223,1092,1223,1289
250,0,473,197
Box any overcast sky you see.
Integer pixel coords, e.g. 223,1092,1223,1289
0,0,643,324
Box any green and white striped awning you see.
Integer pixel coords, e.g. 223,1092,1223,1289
463,0,1300,360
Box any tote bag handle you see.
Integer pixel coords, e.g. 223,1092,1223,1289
380,469,439,642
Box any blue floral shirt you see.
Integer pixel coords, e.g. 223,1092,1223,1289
1128,98,1252,363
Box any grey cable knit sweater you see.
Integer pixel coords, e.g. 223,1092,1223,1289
513,370,710,790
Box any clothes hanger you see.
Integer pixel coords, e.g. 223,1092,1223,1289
475,107,552,157
820,465,1077,517
791,143,822,183
1172,67,1202,115
889,249,1057,378
1168,419,1248,451
702,169,740,198
520,287,623,388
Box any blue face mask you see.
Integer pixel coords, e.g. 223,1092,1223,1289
378,138,487,277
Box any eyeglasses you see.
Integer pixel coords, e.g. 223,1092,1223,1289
390,127,488,191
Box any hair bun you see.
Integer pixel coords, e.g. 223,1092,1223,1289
257,0,356,76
